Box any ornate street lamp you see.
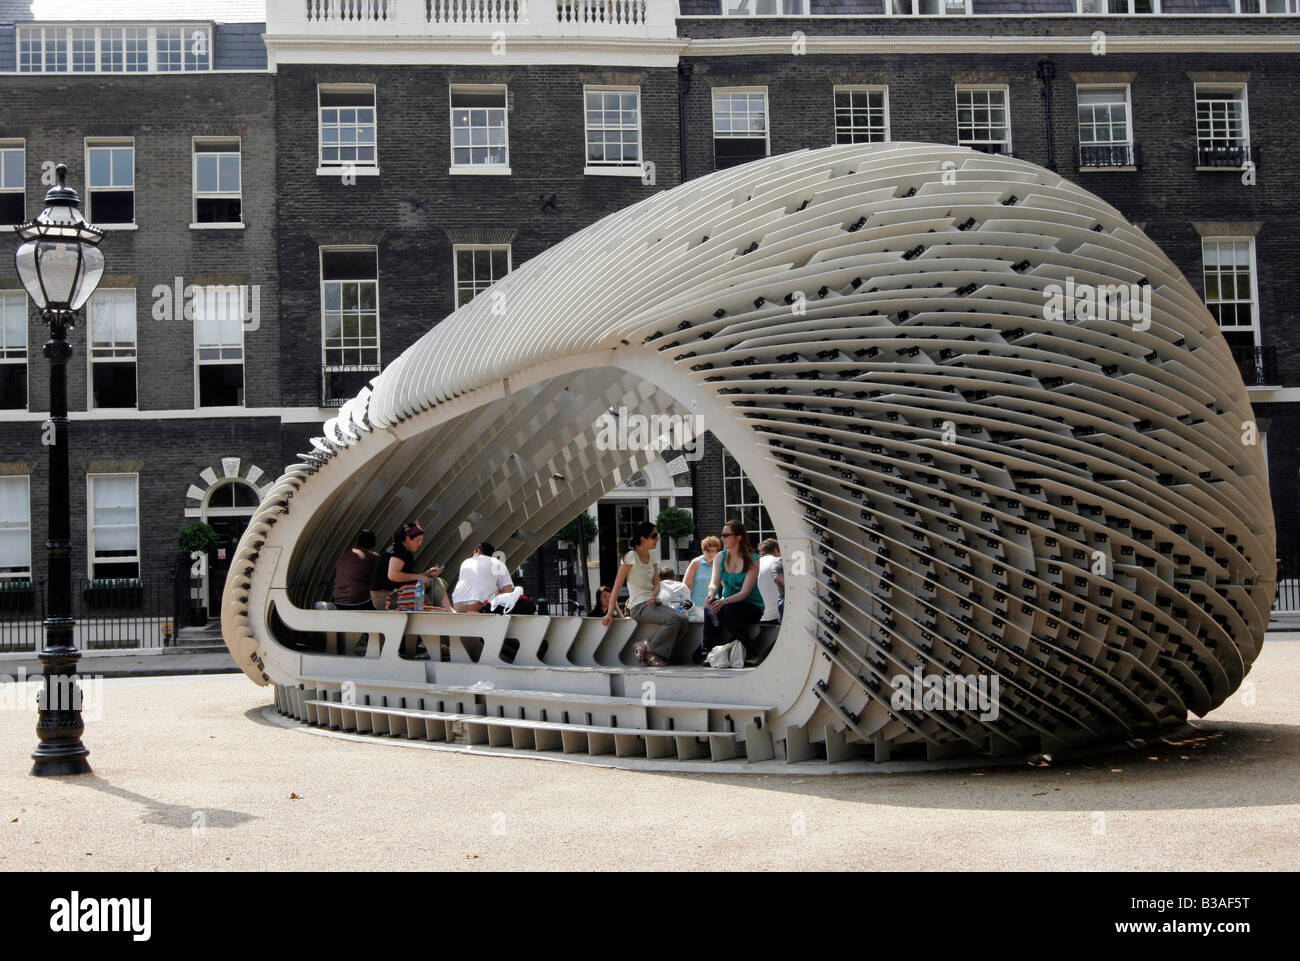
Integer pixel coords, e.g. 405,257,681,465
14,164,105,777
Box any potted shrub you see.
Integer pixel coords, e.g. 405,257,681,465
0,578,35,614
83,576,144,609
178,521,219,625
656,506,694,551
557,513,599,550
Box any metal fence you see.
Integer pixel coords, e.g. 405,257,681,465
0,574,184,653
1274,552,1300,614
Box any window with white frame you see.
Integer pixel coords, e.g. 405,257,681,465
321,248,380,406
0,142,23,225
86,139,134,225
0,292,27,411
584,87,642,171
1238,0,1300,11
17,24,209,73
88,474,139,580
319,85,377,170
454,245,511,309
713,89,769,170
1078,0,1158,11
1077,85,1134,167
450,86,509,171
1195,84,1251,167
834,87,890,144
193,286,244,408
723,450,774,543
193,139,241,225
88,290,137,410
1202,238,1258,341
722,0,808,13
0,476,31,580
890,0,970,13
955,87,1012,155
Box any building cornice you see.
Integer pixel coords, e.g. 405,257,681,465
683,34,1300,55
264,33,1300,67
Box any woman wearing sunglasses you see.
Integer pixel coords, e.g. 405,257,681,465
698,519,765,663
602,520,689,666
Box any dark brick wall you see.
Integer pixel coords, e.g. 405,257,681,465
0,72,278,412
0,71,284,588
273,64,681,407
0,417,286,586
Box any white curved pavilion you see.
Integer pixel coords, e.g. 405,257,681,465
223,143,1274,766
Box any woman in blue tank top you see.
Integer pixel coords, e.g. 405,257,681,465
695,519,764,664
684,535,721,610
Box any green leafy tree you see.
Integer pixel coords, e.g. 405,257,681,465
558,512,599,547
656,506,694,542
178,521,219,555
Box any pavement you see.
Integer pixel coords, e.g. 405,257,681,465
0,634,1296,871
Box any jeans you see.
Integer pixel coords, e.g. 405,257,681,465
702,600,763,653
627,601,691,661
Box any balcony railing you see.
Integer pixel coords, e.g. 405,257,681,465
558,0,647,24
306,0,397,21
322,365,381,407
430,0,528,23
1231,345,1277,387
273,0,672,36
1196,143,1259,169
1076,142,1141,169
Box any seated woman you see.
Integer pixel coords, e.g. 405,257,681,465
684,536,721,606
698,519,765,664
601,521,689,667
596,585,625,619
373,523,450,612
682,536,720,622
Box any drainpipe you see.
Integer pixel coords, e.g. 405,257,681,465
1036,59,1057,171
678,61,694,185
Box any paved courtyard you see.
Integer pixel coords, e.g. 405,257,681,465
2,637,1297,871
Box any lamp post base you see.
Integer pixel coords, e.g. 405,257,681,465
31,756,92,778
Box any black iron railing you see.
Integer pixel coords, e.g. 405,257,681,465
1275,551,1300,613
321,365,381,407
1196,144,1258,168
0,574,181,652
1076,143,1141,168
1231,345,1277,387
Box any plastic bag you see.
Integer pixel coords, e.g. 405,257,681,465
706,640,746,669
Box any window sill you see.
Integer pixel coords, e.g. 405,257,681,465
448,166,512,176
190,222,245,230
584,165,646,178
1195,166,1249,172
97,223,138,231
1078,166,1138,173
316,166,380,177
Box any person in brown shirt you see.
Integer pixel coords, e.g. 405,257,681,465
333,530,378,609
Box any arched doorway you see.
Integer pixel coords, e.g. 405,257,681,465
202,479,261,612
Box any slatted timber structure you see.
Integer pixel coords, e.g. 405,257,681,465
223,143,1274,767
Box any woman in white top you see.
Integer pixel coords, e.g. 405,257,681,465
602,521,690,666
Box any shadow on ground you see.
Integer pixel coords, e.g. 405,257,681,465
67,775,258,831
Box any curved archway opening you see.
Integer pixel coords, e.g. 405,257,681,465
277,353,799,676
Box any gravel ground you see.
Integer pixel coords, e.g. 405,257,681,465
1,637,1296,872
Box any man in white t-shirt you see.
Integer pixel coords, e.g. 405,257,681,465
757,539,783,623
451,542,514,612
